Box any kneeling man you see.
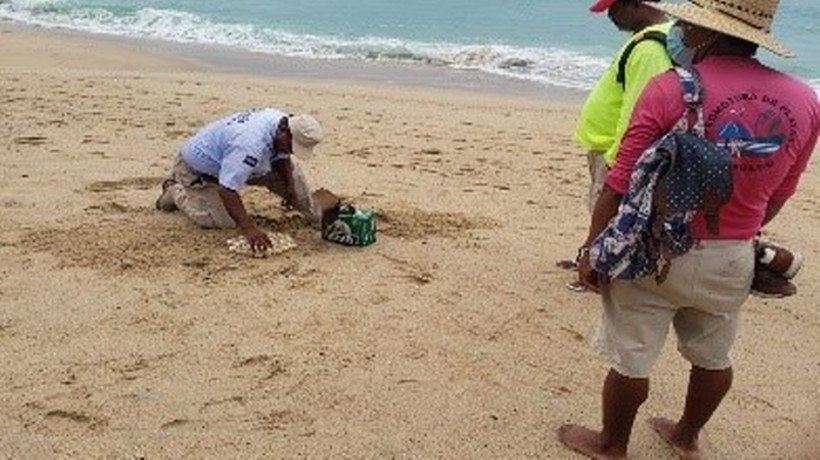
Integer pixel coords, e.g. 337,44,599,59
156,108,328,252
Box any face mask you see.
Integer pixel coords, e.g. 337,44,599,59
667,24,695,67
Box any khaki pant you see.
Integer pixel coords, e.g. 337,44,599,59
587,151,608,214
165,153,318,229
594,240,755,378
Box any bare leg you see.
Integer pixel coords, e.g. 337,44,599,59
558,369,648,459
650,366,732,459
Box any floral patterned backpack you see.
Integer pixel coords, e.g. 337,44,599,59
590,67,734,283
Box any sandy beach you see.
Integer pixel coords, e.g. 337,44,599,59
1,22,818,458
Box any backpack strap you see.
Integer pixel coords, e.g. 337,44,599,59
674,67,706,136
675,67,703,106
616,30,668,89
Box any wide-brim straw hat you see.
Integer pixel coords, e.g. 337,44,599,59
647,0,793,57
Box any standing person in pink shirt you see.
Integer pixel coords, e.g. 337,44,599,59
559,0,819,458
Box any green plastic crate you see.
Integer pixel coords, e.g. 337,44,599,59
323,205,377,247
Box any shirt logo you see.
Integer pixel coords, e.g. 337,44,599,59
227,109,261,125
716,120,783,157
705,94,793,159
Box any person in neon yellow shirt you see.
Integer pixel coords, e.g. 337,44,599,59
576,0,672,213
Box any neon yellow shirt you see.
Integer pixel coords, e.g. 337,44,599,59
574,22,673,165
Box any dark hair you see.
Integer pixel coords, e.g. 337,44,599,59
725,35,759,55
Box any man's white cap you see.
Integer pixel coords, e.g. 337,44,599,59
290,114,324,160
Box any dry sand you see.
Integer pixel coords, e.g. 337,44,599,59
1,22,818,459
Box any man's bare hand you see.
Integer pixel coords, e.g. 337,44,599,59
243,226,272,252
577,249,603,293
280,187,298,210
312,188,340,212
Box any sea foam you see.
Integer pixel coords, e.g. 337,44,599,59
0,1,607,90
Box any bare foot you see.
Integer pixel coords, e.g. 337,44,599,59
648,417,701,459
557,424,626,460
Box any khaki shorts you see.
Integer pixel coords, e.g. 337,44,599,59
594,240,754,378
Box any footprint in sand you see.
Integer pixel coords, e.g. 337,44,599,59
160,418,191,430
257,409,315,435
45,409,94,424
86,176,163,192
13,136,47,145
81,135,110,144
40,408,107,431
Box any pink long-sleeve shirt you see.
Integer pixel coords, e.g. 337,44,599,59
607,55,819,240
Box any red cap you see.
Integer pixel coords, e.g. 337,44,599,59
589,0,618,13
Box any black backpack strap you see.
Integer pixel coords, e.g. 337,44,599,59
616,30,667,89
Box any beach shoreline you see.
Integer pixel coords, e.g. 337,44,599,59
1,20,588,103
1,19,818,459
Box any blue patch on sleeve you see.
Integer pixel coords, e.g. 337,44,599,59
242,155,259,167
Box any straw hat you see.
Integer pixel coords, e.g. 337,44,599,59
647,0,793,57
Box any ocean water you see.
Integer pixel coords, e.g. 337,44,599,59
1,0,817,92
